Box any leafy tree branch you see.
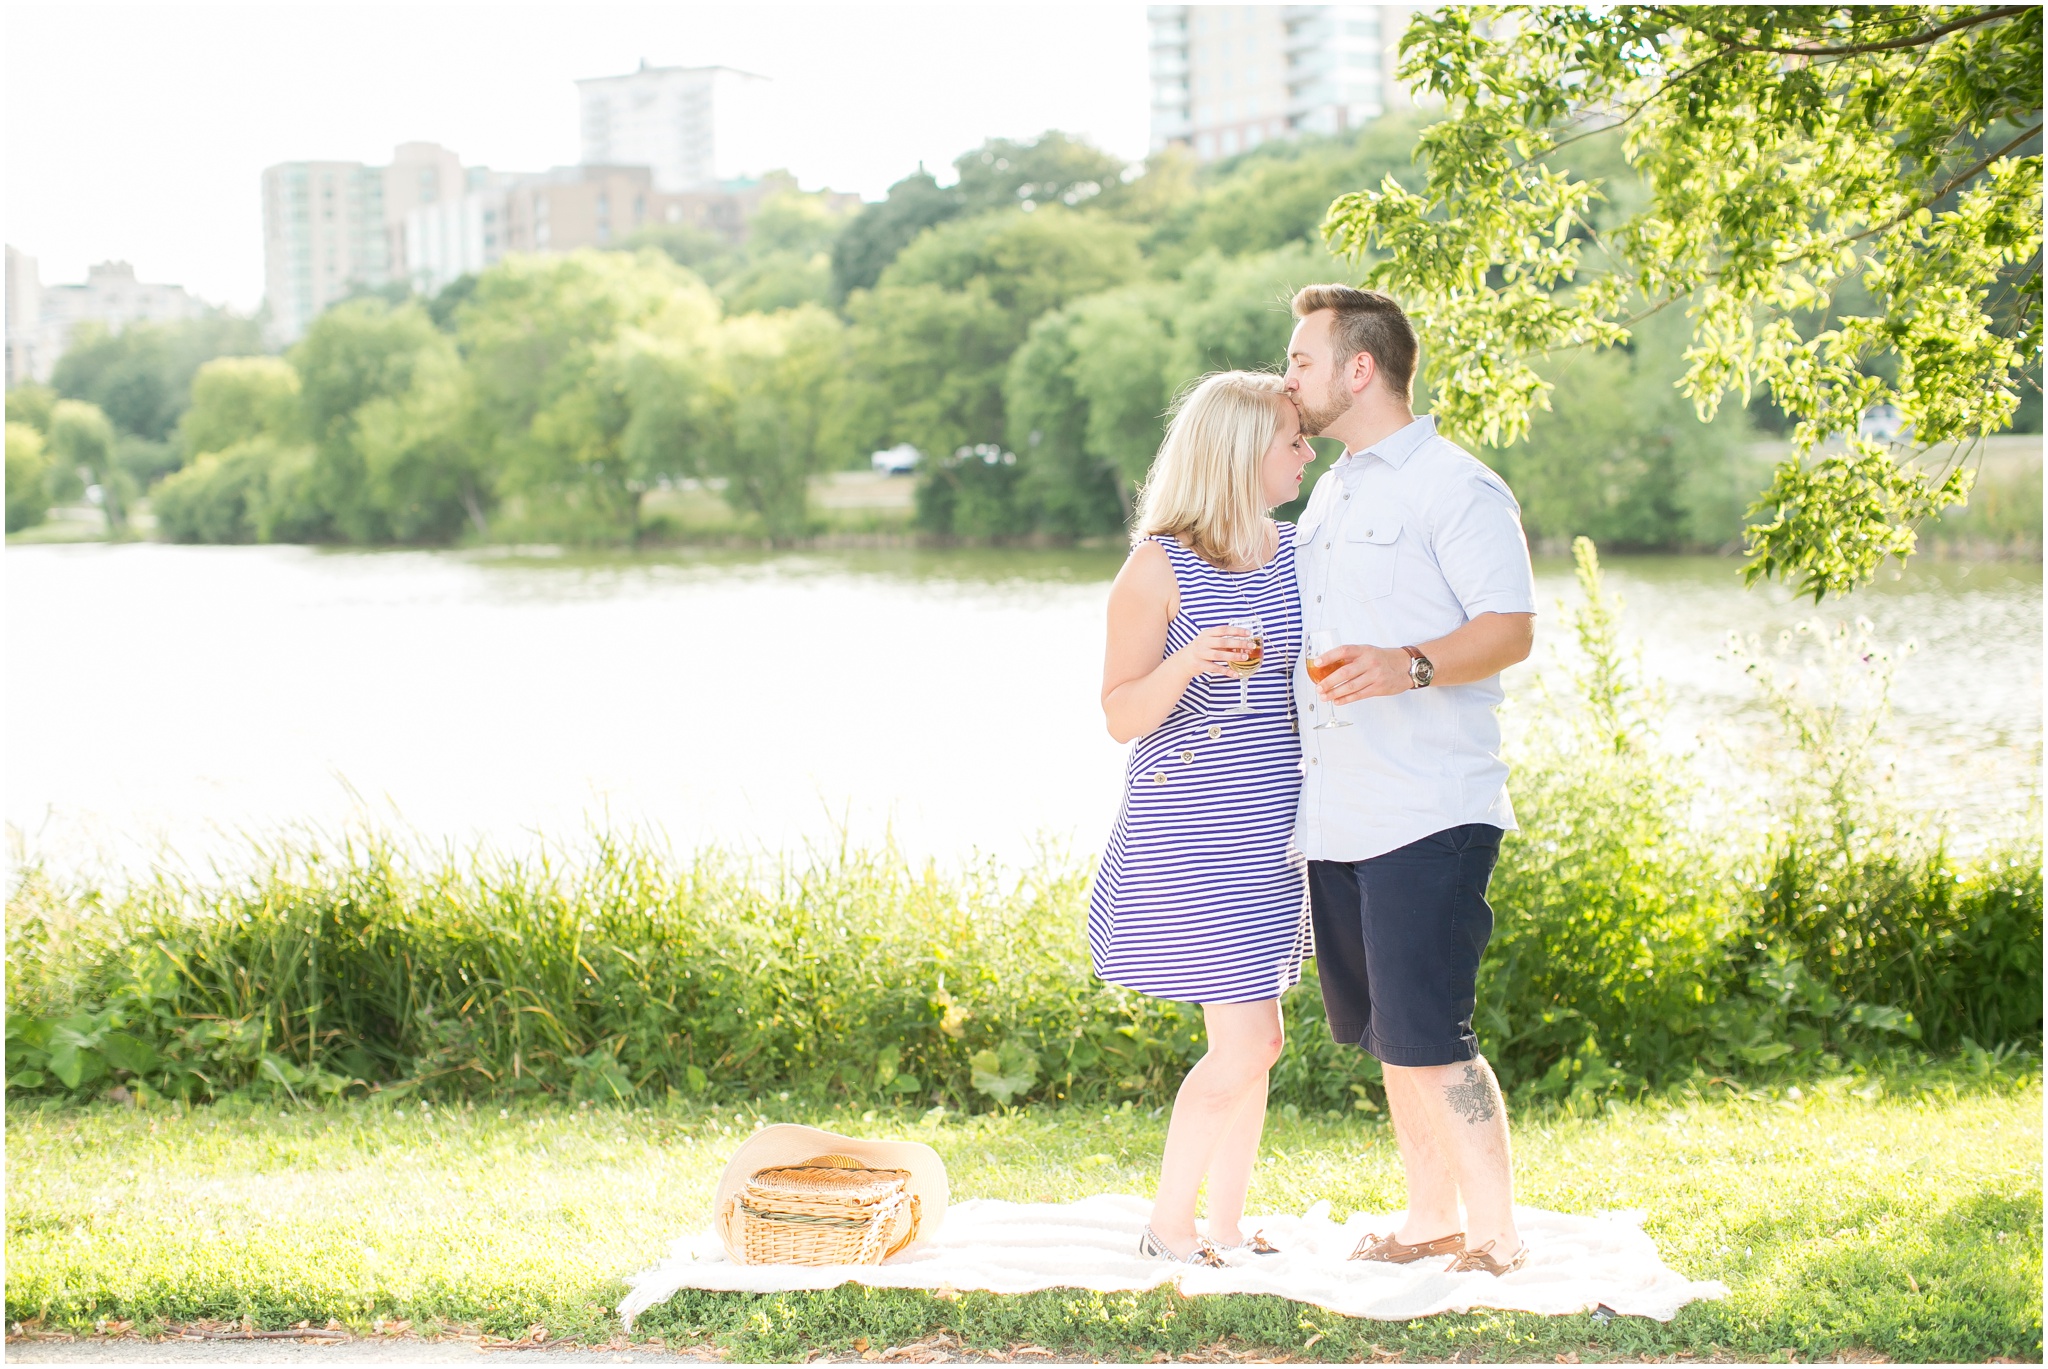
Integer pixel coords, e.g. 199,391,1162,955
1325,5,2042,598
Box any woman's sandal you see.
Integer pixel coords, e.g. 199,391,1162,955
1139,1225,1226,1267
1212,1230,1281,1256
1447,1239,1529,1277
1349,1230,1465,1263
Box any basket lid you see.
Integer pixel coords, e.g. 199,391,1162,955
746,1161,910,1206
715,1125,947,1261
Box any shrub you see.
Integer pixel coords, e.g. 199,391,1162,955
152,437,322,544
5,421,52,531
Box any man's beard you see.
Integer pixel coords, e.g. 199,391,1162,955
1294,381,1351,437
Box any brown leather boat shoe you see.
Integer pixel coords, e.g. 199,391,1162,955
1349,1230,1466,1263
1447,1239,1529,1276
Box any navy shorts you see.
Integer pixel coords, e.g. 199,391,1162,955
1308,823,1503,1067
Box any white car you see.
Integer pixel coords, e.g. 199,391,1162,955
870,443,921,475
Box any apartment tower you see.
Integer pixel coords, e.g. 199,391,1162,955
1149,5,1424,161
576,62,771,193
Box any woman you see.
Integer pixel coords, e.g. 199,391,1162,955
1088,370,1317,1265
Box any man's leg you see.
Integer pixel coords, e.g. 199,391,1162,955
1355,825,1518,1255
1384,1056,1519,1255
1380,1061,1463,1243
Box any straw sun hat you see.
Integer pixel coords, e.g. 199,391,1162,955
712,1124,950,1263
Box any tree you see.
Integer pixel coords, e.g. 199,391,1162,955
46,399,126,532
830,169,963,300
352,339,491,542
1326,5,2043,598
882,206,1144,323
953,131,1128,214
623,223,737,284
6,421,52,532
292,298,446,541
151,436,321,545
6,383,55,434
179,356,301,459
701,306,857,540
460,250,721,540
848,207,1146,480
846,281,1016,464
50,315,266,441
1151,118,1427,265
1490,305,1758,550
998,245,1326,538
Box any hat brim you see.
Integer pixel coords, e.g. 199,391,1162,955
712,1123,949,1263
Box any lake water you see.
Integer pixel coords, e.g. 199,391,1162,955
5,543,2039,881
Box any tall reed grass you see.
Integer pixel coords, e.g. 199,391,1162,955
7,543,2038,1109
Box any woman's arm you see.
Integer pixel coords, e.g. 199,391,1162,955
1101,541,1252,743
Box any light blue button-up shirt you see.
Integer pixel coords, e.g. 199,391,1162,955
1291,415,1538,863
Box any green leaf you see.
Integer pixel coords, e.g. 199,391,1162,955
47,1041,101,1090
7,1069,47,1090
99,1031,159,1075
970,1043,1039,1105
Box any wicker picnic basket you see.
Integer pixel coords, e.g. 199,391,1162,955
723,1152,923,1266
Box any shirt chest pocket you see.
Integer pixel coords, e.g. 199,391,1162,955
1335,518,1401,600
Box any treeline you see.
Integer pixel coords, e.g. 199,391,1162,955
10,123,2027,549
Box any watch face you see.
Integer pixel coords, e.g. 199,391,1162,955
1413,657,1434,687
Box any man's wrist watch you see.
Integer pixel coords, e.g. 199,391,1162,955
1401,646,1434,689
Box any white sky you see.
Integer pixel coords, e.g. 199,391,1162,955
3,2,1153,312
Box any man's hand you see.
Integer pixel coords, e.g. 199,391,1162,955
1311,614,1535,706
1312,643,1413,704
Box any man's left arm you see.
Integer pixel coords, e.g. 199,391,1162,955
1316,469,1537,703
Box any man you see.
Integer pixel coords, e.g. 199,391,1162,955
1282,284,1537,1276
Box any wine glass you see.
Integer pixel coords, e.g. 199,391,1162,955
1221,616,1264,715
1305,629,1352,730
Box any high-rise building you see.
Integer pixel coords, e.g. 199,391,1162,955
405,164,663,295
261,142,472,344
261,159,390,344
382,142,468,285
1149,5,1425,162
6,245,44,386
402,165,853,298
576,62,772,192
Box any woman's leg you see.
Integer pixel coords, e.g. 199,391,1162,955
1198,1053,1271,1246
1148,999,1285,1254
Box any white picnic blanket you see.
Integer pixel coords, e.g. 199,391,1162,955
618,1194,1725,1328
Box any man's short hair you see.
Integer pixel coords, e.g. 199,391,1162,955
1291,284,1418,402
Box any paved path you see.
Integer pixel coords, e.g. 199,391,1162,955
4,1338,716,1364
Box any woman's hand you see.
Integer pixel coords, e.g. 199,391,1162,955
1173,623,1258,679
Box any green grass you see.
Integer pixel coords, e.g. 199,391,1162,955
6,1063,2038,1361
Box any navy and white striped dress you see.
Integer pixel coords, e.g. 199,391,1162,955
1087,529,1311,1004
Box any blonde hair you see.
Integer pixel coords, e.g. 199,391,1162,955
1132,370,1287,571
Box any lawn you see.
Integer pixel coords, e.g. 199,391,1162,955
5,1063,2039,1362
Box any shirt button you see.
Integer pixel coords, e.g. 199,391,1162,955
1316,595,1322,603
1310,757,1319,765
1150,772,1167,785
1364,529,1373,537
1206,725,1223,740
1323,542,1331,550
1179,750,1195,764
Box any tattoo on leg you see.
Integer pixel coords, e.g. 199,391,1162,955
1443,1064,1497,1124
